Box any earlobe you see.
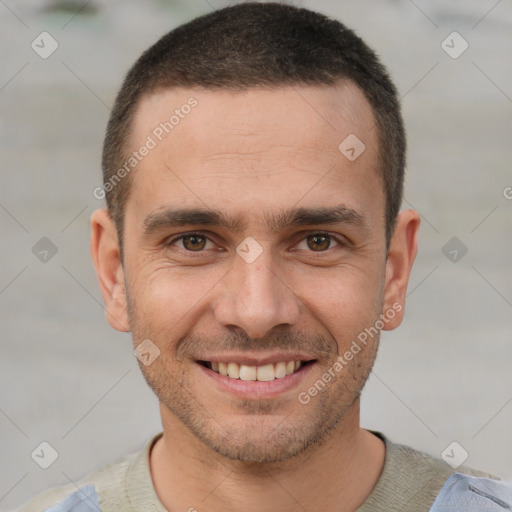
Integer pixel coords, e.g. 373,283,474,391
90,209,130,332
381,209,421,331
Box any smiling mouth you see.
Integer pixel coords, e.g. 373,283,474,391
197,360,316,382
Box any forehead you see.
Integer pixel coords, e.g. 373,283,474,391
124,83,383,234
131,83,377,160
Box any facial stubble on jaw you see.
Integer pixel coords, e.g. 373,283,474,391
129,321,380,464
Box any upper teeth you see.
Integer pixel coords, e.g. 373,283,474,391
210,361,303,381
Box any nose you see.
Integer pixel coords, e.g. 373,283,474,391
212,248,301,339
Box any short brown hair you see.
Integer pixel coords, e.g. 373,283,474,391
102,2,405,257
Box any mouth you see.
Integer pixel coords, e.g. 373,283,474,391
197,359,316,382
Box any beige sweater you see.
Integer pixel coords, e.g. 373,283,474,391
14,430,497,512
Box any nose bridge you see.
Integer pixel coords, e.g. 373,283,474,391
214,242,300,338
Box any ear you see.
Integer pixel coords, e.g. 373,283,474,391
381,209,421,330
90,209,130,332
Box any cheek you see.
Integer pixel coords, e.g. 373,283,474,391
308,260,382,303
127,266,219,337
301,264,385,337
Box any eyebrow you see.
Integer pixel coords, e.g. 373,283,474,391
142,204,368,237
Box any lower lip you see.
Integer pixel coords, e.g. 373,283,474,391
195,361,316,399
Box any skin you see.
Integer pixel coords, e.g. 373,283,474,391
90,82,420,512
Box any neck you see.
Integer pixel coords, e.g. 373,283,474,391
149,399,385,512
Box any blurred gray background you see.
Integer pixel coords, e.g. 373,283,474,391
1,0,511,509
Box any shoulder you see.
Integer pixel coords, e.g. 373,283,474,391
13,452,136,512
359,431,502,512
388,437,497,480
12,434,161,512
12,483,101,512
430,472,512,511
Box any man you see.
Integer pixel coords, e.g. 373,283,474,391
15,2,510,511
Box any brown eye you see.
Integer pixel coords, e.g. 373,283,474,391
181,235,207,251
306,234,333,251
165,232,217,254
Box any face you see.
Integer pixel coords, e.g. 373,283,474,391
91,83,418,464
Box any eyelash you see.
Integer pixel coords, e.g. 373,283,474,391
165,231,347,255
